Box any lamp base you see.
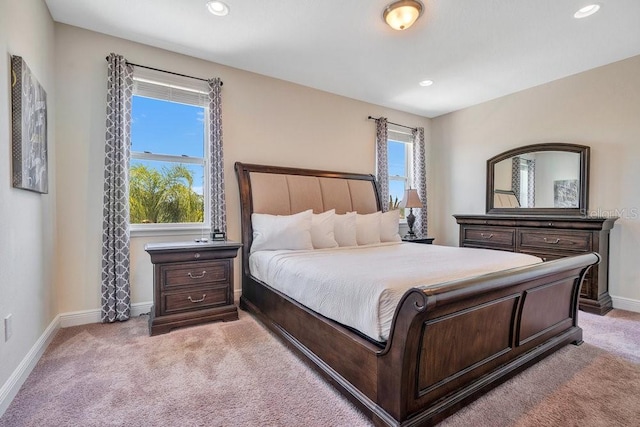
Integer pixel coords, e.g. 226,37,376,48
405,208,417,239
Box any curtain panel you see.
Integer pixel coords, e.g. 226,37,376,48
411,127,428,237
511,157,535,207
375,118,389,212
208,78,226,234
101,53,133,323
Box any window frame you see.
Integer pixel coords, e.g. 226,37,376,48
129,75,211,236
387,128,414,222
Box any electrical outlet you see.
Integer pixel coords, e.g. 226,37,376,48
4,314,12,342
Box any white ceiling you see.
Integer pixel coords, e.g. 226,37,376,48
45,0,640,118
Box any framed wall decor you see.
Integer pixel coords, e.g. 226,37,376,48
11,55,48,194
554,179,579,208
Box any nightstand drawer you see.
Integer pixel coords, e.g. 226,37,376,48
518,230,591,252
462,226,515,248
162,261,229,288
164,286,229,314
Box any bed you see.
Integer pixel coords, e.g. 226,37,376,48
234,162,599,426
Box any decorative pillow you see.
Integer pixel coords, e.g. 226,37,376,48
334,212,357,247
380,210,402,242
356,211,382,245
251,209,313,253
311,209,339,249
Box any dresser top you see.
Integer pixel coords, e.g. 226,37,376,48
454,214,618,230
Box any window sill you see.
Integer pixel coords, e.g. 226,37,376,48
130,224,211,238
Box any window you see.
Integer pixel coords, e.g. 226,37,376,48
387,127,413,218
129,70,210,231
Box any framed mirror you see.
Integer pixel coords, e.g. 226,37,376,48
486,143,589,215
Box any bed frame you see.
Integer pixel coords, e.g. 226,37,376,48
234,162,600,426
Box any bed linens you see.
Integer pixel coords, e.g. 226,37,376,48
249,242,542,342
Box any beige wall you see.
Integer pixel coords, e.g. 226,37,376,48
431,55,640,308
0,0,57,398
53,24,431,312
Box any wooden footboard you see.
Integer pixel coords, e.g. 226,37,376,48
377,252,599,425
240,252,598,426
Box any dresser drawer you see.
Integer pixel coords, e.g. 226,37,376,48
518,230,592,252
163,286,229,314
517,250,564,263
161,260,229,289
462,226,515,248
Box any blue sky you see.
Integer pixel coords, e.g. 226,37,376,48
388,140,407,206
131,96,205,194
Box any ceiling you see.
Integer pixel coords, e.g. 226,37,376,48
45,0,640,118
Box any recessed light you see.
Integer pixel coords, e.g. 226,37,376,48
419,80,433,87
574,4,600,19
207,1,229,16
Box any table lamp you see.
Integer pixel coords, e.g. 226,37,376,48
400,188,422,239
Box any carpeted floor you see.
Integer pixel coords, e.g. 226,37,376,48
1,309,638,426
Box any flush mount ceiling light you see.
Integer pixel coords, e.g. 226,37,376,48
383,0,424,31
207,0,229,16
419,79,433,87
574,4,600,19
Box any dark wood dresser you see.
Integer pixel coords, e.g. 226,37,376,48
145,241,242,335
454,215,617,315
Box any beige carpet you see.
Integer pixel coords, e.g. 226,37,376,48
1,309,639,426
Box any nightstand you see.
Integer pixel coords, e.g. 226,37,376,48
402,237,435,244
144,240,242,336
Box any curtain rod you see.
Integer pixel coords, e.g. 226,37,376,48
104,56,222,86
367,116,416,131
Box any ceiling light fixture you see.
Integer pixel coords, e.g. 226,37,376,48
419,80,433,87
207,0,229,16
383,0,424,31
574,4,600,19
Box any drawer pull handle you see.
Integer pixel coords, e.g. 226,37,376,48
543,238,560,244
188,294,207,303
480,233,494,239
188,271,207,279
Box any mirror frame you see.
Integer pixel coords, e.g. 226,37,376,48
486,142,589,215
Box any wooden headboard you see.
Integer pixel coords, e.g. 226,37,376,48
234,162,381,275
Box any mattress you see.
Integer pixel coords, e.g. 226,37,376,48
249,242,542,342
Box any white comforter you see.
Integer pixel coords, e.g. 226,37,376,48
249,243,541,342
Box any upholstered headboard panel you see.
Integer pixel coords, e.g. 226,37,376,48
249,172,378,215
235,162,381,274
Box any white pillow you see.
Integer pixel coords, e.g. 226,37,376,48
356,212,382,245
334,212,357,247
380,210,402,242
311,209,339,249
251,210,313,253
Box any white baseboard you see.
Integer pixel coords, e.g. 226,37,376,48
611,295,640,313
59,302,153,328
0,301,154,417
0,315,61,417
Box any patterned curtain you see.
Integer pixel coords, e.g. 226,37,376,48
511,157,535,207
208,78,226,234
527,159,535,207
101,53,133,323
511,157,522,205
411,127,428,237
375,118,389,212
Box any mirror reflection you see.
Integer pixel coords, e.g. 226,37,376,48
493,151,581,209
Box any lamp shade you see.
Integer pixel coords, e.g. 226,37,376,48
383,0,424,31
400,189,422,209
